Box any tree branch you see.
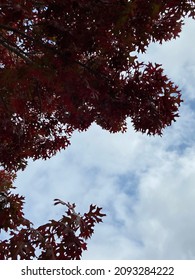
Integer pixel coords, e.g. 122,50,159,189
0,35,32,63
0,24,33,41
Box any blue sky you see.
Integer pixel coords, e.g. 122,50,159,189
14,18,195,259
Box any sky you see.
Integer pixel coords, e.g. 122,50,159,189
14,17,195,260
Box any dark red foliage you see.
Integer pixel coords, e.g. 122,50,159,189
0,0,194,259
0,0,194,171
0,173,105,260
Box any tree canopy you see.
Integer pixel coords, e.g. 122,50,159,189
1,0,194,171
0,0,194,259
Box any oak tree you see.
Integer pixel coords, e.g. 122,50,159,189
0,0,194,259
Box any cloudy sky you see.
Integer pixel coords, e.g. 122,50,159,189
14,18,195,260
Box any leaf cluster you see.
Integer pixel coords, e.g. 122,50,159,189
0,0,193,171
0,171,106,259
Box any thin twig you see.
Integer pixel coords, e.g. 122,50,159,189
0,36,32,63
0,24,34,41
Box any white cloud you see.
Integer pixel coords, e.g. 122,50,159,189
13,18,195,260
133,146,195,259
